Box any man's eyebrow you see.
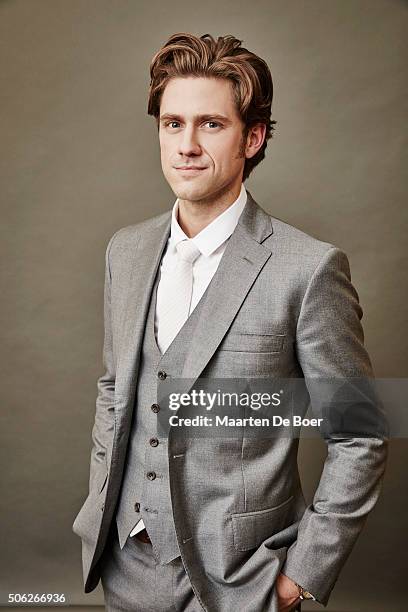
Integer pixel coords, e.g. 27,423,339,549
159,113,232,124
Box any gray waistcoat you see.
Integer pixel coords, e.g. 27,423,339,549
115,265,209,564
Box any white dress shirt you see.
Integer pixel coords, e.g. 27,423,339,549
129,183,248,538
156,182,248,340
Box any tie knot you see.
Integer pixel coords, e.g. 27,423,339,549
176,239,201,264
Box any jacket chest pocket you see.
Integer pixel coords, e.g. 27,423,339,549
220,332,285,353
230,495,294,551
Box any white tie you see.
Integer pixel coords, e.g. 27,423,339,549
157,239,201,353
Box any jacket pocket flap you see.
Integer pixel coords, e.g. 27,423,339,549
220,332,285,353
231,495,294,551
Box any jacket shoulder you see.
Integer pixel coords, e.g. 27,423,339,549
106,210,170,257
264,212,343,272
269,215,335,254
249,199,352,295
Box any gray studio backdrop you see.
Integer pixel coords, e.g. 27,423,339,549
1,0,407,610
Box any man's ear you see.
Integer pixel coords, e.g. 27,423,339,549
245,123,266,159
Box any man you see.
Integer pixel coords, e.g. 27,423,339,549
72,33,388,611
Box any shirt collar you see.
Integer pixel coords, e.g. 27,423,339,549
169,183,248,257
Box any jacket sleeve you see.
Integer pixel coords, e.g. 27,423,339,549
281,247,388,606
87,231,119,493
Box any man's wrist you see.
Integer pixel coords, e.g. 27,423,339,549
294,581,316,601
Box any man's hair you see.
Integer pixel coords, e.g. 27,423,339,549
147,32,276,181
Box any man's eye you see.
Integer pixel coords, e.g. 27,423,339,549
206,121,220,128
168,121,180,128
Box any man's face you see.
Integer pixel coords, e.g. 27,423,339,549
158,77,247,204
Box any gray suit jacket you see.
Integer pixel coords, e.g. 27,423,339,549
72,191,388,610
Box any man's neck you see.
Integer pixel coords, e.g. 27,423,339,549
177,183,242,238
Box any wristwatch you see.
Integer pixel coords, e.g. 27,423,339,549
294,582,316,601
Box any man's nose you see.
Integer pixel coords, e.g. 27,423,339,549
178,125,201,157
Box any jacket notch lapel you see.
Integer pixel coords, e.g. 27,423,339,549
180,192,274,388
115,215,171,415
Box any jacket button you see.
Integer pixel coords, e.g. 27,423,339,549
158,371,167,380
146,471,156,481
134,502,140,512
151,403,160,413
149,437,159,447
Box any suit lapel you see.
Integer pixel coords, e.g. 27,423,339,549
179,191,273,391
115,213,171,406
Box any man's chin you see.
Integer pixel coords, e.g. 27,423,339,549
171,185,211,203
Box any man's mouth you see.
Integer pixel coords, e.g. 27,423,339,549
175,166,207,170
174,166,207,175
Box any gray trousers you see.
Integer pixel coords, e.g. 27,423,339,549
99,525,302,612
99,525,200,611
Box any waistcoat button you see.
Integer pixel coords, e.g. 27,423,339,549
134,502,140,512
151,403,160,413
149,437,159,447
146,471,156,481
158,370,167,380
